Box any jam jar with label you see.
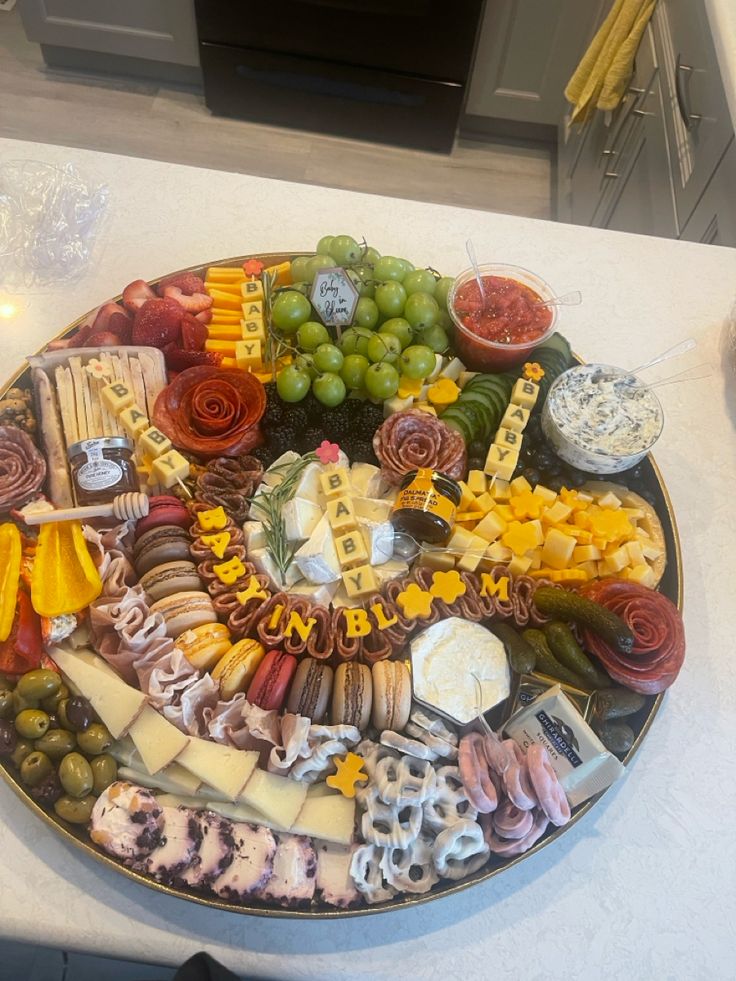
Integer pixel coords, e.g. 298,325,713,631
390,468,461,544
68,437,138,505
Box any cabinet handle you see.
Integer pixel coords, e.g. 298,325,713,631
604,171,619,179
675,56,702,130
632,108,653,117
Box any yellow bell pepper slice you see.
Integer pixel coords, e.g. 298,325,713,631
31,520,103,618
0,523,22,642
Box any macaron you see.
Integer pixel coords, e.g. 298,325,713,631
211,639,267,700
135,495,191,540
287,657,334,723
134,525,192,575
175,622,231,671
150,591,218,639
246,649,297,711
140,560,202,602
331,662,372,731
371,660,411,733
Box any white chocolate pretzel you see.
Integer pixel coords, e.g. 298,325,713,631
374,755,437,808
423,765,478,835
361,785,422,849
350,844,396,905
380,834,439,894
432,817,490,880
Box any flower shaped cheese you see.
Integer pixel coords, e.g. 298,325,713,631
427,377,460,408
429,570,466,604
316,440,341,464
522,362,545,382
326,752,368,798
502,520,543,556
510,490,543,520
84,357,112,381
243,259,264,277
396,583,435,620
588,508,634,545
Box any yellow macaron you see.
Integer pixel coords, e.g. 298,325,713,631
211,638,267,699
176,622,231,672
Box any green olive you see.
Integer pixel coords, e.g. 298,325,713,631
20,750,53,788
9,738,33,767
76,723,112,757
34,728,77,761
53,794,96,824
17,669,62,703
58,752,93,798
41,683,69,714
12,690,38,715
14,708,50,740
0,688,14,720
90,754,118,795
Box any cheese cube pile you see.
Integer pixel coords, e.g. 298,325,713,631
383,357,466,417
434,473,664,585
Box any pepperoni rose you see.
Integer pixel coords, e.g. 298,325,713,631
0,425,47,512
153,367,266,459
373,409,467,484
579,580,685,694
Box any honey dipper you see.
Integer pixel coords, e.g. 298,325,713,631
23,492,150,526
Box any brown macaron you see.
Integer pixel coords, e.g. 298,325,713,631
287,658,334,723
331,662,372,732
140,560,202,602
134,524,192,575
371,660,411,733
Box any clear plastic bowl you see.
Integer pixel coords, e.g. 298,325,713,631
447,263,558,371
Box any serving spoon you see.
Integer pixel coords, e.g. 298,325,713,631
392,529,488,564
532,290,582,309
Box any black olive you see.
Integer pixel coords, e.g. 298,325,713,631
522,467,542,486
0,719,17,757
29,771,64,806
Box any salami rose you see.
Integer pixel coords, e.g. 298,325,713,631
579,580,685,694
373,409,467,484
0,425,46,512
153,367,266,460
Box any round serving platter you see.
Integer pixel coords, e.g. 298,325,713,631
0,252,682,918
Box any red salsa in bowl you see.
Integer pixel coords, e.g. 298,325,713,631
448,264,558,371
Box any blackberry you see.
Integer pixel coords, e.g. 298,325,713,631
468,456,485,472
522,467,541,486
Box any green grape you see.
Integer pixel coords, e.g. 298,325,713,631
313,343,344,373
436,308,453,330
276,364,311,402
400,344,436,380
329,234,362,266
340,354,370,390
375,281,408,318
297,321,330,351
290,256,311,282
415,324,449,353
313,372,346,407
295,353,319,379
305,254,336,283
403,269,437,297
404,291,440,331
362,246,381,266
290,281,310,296
364,362,400,399
316,235,334,255
366,332,402,365
338,327,373,357
378,317,413,350
354,297,379,329
374,256,406,282
271,291,312,334
349,267,375,299
434,276,454,310
397,258,415,275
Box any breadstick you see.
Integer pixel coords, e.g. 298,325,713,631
68,357,88,441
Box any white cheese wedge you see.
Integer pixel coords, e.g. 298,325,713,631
66,647,123,681
243,520,266,552
384,394,414,417
373,558,409,586
48,646,146,739
262,451,301,487
283,497,322,542
294,462,323,505
127,704,190,774
118,763,202,797
287,580,340,606
442,357,465,381
294,514,341,584
238,768,307,828
177,737,258,800
349,462,382,498
353,496,392,523
250,548,302,587
427,353,444,382
359,518,394,565
205,799,290,833
290,794,356,845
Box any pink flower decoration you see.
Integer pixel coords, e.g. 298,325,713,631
316,440,341,464
243,259,264,278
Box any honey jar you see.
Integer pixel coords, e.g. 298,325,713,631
390,468,461,544
68,437,138,505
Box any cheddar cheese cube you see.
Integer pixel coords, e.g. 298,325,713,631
475,492,495,514
467,470,487,496
326,495,356,532
241,280,264,302
510,378,540,409
473,510,507,543
534,484,557,503
500,403,530,433
485,541,513,562
119,404,149,438
342,564,377,598
509,475,532,496
507,553,532,577
573,545,602,563
140,426,172,459
542,501,573,525
241,318,266,342
495,427,523,452
484,444,519,482
541,528,576,570
243,300,263,319
336,530,368,568
235,339,263,371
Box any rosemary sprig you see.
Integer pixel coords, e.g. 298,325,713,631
249,452,319,579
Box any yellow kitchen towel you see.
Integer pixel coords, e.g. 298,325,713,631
565,0,657,124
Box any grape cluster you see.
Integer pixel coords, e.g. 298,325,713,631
256,384,383,467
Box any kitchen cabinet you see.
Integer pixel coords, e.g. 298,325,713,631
680,139,736,246
465,0,606,131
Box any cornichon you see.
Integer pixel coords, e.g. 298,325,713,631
532,587,635,654
491,623,536,675
594,688,647,721
595,721,635,756
543,621,610,690
522,629,592,691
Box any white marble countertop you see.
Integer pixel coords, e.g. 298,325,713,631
1,139,735,980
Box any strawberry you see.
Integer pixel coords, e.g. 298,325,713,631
158,272,206,296
122,279,157,312
93,302,133,343
86,331,121,347
164,347,222,372
195,308,213,325
162,285,213,314
180,313,208,351
47,323,93,350
132,298,184,348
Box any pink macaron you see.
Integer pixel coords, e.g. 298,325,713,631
135,495,191,540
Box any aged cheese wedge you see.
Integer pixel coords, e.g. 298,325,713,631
238,768,307,828
118,763,203,797
48,646,146,738
290,793,356,845
177,737,258,800
205,799,289,833
127,705,190,774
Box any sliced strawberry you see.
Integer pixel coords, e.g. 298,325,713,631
109,312,133,344
195,308,213,325
132,297,184,348
164,347,223,372
163,285,213,314
93,302,133,343
86,331,121,347
158,272,206,296
47,323,94,350
180,313,208,351
122,279,157,312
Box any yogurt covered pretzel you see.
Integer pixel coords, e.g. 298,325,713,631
350,844,396,905
423,765,478,835
374,754,437,808
380,729,439,762
380,834,439,894
458,732,499,813
483,808,550,858
361,785,423,849
432,817,490,880
526,744,571,827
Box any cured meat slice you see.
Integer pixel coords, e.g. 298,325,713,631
180,811,235,888
254,834,317,906
0,425,46,512
210,823,276,900
153,367,266,459
196,455,264,524
373,409,467,484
